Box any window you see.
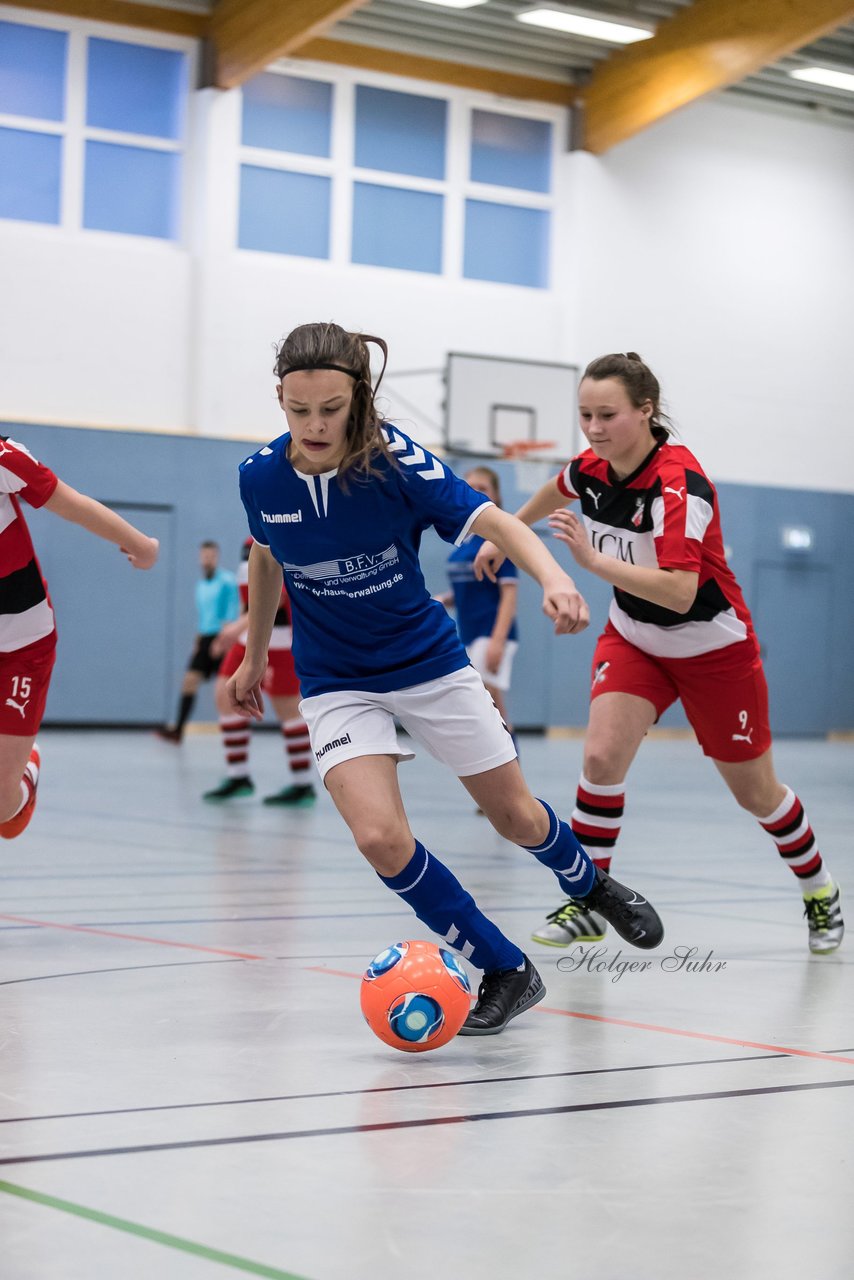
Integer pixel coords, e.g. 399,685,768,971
239,167,331,258
236,66,558,287
0,17,190,240
242,73,332,156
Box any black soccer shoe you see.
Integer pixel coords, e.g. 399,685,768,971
203,776,255,802
575,867,664,950
458,957,545,1036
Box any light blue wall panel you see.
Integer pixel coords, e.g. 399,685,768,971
0,20,67,120
354,85,446,179
238,165,330,258
0,127,62,223
352,182,443,273
242,73,333,156
5,424,852,733
86,38,186,139
83,141,181,238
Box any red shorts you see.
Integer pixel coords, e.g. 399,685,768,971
219,644,300,698
0,635,57,736
590,623,771,762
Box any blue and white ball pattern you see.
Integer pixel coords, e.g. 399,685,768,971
439,949,472,993
364,941,409,981
388,993,444,1043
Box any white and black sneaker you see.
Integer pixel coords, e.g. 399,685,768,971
458,957,545,1036
532,900,608,947
804,884,844,954
574,867,664,950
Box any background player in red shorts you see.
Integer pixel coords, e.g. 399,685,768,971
0,436,159,839
477,352,843,955
203,539,316,806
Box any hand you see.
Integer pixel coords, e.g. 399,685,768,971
122,536,159,570
548,510,599,573
485,637,504,674
474,540,506,583
226,658,267,722
541,573,589,636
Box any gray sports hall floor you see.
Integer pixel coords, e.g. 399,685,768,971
1,730,852,1280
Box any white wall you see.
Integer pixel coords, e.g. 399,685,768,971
559,95,854,491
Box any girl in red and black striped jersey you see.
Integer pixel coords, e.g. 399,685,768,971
476,353,842,955
0,438,158,839
203,539,316,806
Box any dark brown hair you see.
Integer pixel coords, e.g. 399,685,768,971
465,465,503,509
274,322,393,483
582,352,673,441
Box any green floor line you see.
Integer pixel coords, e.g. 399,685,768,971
0,1180,310,1280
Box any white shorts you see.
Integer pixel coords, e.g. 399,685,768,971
300,666,517,783
465,636,519,693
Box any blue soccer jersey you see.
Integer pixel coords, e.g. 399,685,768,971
239,425,493,697
446,537,518,647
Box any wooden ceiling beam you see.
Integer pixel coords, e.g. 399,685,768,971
209,0,371,89
13,0,206,37
581,0,854,154
293,37,577,106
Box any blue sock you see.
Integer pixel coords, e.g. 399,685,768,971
523,799,596,897
379,841,525,973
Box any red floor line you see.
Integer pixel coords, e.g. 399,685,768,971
0,914,266,961
303,964,854,1067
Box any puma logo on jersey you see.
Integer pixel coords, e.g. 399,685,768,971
5,696,29,718
732,729,753,743
592,661,610,688
585,487,601,510
664,485,685,501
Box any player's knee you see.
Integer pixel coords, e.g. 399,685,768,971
582,749,621,786
488,803,542,846
354,824,412,874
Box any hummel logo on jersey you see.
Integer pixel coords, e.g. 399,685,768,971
5,696,29,718
261,510,302,524
664,485,685,501
315,732,352,761
585,487,601,510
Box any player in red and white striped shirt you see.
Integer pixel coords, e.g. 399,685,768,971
477,353,842,955
203,539,316,806
0,437,158,838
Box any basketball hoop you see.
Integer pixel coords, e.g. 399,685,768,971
500,440,557,460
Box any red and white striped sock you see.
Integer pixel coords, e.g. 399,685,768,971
283,717,312,779
759,786,831,894
571,774,624,874
220,717,251,779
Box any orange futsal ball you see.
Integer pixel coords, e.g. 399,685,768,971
360,940,472,1053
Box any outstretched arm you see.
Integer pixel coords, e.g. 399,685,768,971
226,542,283,720
43,480,158,569
474,474,572,581
470,505,588,636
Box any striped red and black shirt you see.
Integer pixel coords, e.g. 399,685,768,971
0,438,59,653
557,441,756,660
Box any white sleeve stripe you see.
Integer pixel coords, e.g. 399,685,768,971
686,493,713,541
455,500,494,547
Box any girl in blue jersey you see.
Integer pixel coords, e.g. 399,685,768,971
227,323,663,1035
477,352,843,957
440,466,519,743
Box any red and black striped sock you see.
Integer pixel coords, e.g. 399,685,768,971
283,717,312,779
571,774,624,875
220,716,251,779
759,786,831,894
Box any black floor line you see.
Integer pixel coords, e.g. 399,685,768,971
0,957,243,988
3,1077,853,1167
3,1047,852,1127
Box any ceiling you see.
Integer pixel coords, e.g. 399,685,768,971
322,0,854,124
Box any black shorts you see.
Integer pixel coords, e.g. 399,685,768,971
187,634,223,680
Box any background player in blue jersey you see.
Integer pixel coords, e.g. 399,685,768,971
227,322,663,1036
438,466,519,747
477,352,843,956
